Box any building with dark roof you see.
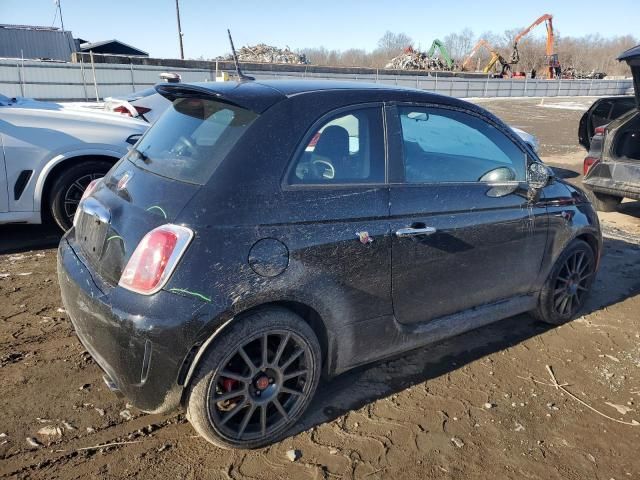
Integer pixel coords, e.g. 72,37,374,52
79,40,148,57
0,24,148,61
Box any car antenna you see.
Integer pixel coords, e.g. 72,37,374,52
227,29,254,81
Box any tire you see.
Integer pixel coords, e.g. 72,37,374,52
186,307,322,449
532,239,596,325
48,160,113,231
584,189,622,212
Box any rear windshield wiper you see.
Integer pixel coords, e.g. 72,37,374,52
130,147,151,164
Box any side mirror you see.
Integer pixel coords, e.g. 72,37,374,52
528,162,553,190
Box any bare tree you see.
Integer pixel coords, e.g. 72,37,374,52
443,28,475,61
377,31,413,55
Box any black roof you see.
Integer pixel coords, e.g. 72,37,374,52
618,45,640,62
156,79,454,114
79,39,148,57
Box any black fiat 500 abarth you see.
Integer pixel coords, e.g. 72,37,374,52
58,80,602,449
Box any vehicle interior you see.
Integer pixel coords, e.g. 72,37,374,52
399,109,524,183
613,112,640,161
293,109,384,184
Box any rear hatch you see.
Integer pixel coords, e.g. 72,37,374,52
71,84,266,291
618,45,640,108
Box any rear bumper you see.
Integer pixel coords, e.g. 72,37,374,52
584,178,640,201
57,237,211,413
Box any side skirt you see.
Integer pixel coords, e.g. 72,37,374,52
331,294,538,375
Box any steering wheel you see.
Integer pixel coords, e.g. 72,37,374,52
312,159,335,180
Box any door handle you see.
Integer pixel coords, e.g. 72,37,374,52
395,226,437,237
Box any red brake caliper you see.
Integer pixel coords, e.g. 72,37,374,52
222,378,238,393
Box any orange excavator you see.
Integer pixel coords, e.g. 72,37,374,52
462,39,511,77
510,13,561,78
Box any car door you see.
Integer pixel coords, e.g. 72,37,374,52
281,104,392,323
0,133,8,213
387,103,548,325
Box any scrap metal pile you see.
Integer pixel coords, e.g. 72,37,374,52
562,67,607,79
219,44,309,64
385,46,454,71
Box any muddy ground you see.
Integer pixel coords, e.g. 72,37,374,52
1,97,639,479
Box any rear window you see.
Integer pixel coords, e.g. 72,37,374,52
129,97,258,184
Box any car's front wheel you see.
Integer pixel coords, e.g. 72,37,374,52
532,239,596,325
49,160,113,231
186,307,322,449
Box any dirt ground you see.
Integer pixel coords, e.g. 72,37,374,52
1,97,639,480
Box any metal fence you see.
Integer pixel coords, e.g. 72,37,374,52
0,58,633,101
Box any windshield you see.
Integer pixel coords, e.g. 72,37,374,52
129,97,258,184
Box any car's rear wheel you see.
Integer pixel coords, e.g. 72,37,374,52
584,189,622,212
532,239,596,325
49,160,113,231
186,307,321,449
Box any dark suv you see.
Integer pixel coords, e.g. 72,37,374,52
583,45,640,211
58,80,602,449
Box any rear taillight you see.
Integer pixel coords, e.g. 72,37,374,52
134,106,151,116
594,125,607,135
72,179,100,228
113,105,133,116
583,156,600,176
119,224,193,295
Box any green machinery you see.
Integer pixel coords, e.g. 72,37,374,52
426,39,454,69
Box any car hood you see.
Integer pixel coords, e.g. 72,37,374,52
618,45,640,108
0,96,148,128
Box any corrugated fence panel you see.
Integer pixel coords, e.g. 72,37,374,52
0,59,633,101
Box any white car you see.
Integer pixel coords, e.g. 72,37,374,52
0,94,148,230
511,126,540,153
104,88,171,124
104,73,180,124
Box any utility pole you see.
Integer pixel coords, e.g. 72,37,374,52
175,0,185,60
55,0,65,32
55,0,75,60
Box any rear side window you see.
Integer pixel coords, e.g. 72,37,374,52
611,98,636,119
130,98,258,184
289,107,385,185
591,100,613,127
398,106,525,183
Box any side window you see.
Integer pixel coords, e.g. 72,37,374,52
398,106,526,183
289,107,385,185
610,98,636,120
591,100,613,127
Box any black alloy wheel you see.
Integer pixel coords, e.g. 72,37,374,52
62,173,103,221
48,160,112,231
208,330,313,441
533,239,596,325
551,248,593,317
186,307,321,449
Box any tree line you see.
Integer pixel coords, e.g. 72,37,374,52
298,30,637,77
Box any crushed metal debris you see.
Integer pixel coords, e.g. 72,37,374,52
385,46,455,71
218,44,309,65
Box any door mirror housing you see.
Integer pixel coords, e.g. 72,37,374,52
528,162,553,190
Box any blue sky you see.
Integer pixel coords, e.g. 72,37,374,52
1,0,637,59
